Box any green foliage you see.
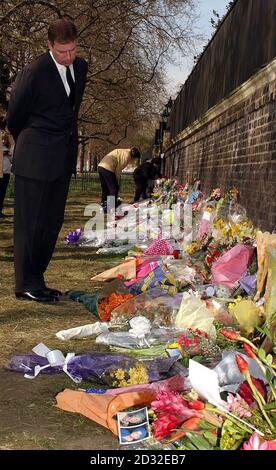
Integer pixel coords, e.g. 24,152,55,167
220,418,248,450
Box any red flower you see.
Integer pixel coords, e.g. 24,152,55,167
220,328,239,341
152,413,184,439
243,343,255,359
172,250,179,259
187,400,205,411
238,378,267,405
151,391,200,419
236,354,249,374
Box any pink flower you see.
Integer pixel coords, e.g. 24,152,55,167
266,440,276,450
226,393,252,418
151,391,200,419
152,413,184,439
243,433,276,451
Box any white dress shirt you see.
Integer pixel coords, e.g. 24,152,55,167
49,51,75,97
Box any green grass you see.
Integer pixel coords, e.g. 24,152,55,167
0,178,134,450
5,173,134,198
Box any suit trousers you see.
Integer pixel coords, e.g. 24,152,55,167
0,173,10,212
14,172,71,291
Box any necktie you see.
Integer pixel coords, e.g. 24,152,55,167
66,66,75,108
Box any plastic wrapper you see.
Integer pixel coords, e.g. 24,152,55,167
91,258,136,281
214,351,266,387
176,329,221,364
239,274,257,295
56,322,109,341
96,243,135,255
80,228,130,247
56,388,156,436
227,203,247,224
6,353,63,375
7,352,177,386
216,200,247,224
205,299,234,324
143,239,174,256
211,243,254,287
175,293,216,339
67,290,100,318
106,375,188,396
125,265,177,296
198,211,215,240
264,246,276,322
165,259,198,285
67,280,133,320
110,288,183,327
96,327,180,349
230,299,262,334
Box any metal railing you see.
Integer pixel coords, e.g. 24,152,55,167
5,173,134,198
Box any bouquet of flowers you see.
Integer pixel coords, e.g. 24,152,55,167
168,328,221,367
64,228,82,245
147,328,276,450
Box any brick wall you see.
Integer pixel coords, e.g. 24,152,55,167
164,63,276,231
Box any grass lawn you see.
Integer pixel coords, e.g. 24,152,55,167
0,175,134,450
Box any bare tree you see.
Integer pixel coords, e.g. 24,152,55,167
0,0,199,157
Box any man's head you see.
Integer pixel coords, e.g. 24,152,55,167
130,147,141,160
48,19,78,66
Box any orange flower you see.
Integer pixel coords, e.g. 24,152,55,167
243,343,256,359
98,293,134,321
220,328,239,341
236,354,249,374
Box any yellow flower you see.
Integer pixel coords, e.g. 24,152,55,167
168,342,183,352
168,342,179,349
114,368,125,380
127,362,149,385
231,224,241,235
228,303,235,310
186,241,201,254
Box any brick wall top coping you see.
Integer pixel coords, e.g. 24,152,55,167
166,57,276,152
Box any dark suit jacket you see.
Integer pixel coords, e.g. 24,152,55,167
7,52,88,181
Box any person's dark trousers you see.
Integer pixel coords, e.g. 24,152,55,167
133,175,148,202
0,173,11,212
14,172,71,292
98,167,119,207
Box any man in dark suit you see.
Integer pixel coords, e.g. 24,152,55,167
7,19,88,302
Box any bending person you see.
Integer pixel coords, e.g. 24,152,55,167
98,147,140,212
132,157,162,203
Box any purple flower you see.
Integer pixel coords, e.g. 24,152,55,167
64,228,82,245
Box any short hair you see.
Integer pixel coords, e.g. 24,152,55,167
131,147,141,159
48,19,78,45
151,157,161,165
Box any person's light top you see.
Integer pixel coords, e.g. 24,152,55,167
98,149,132,179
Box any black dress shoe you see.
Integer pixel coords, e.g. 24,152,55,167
15,290,58,302
43,287,63,297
